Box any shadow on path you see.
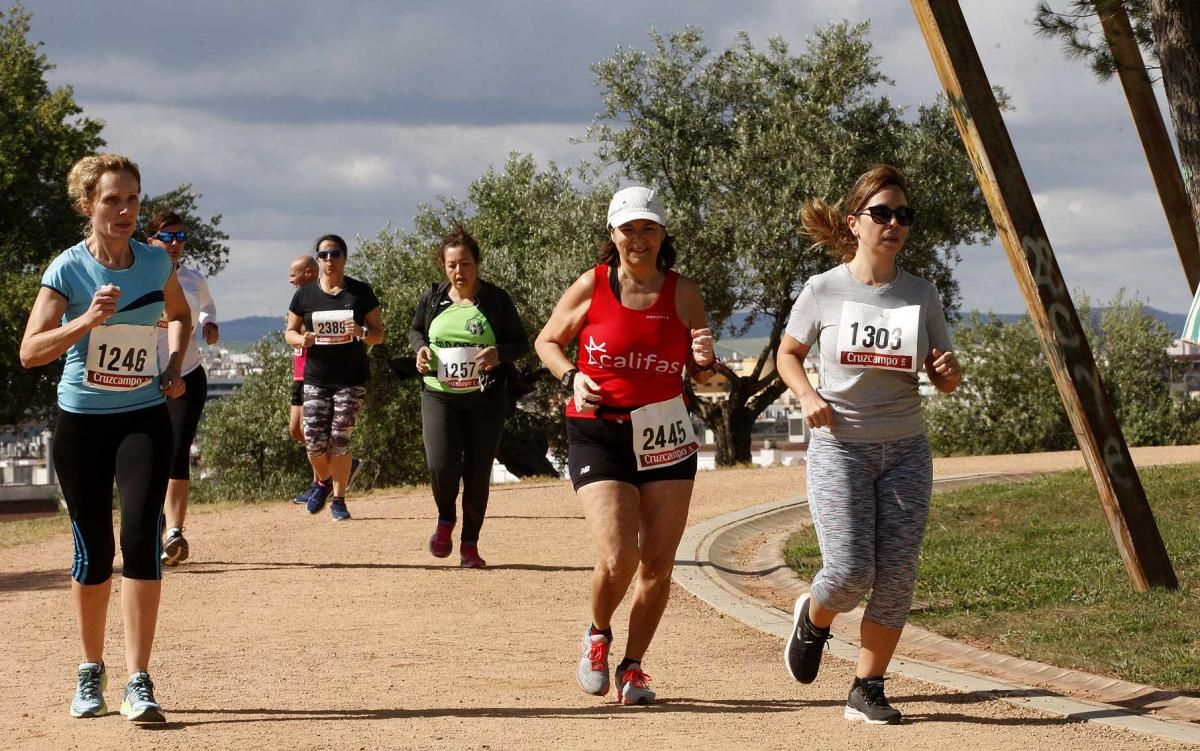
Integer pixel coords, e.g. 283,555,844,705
151,691,1093,730
173,560,593,575
153,697,815,728
0,568,67,594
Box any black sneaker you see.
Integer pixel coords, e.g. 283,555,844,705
784,593,830,683
844,676,901,725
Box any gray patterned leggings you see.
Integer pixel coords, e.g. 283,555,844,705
302,384,367,457
805,432,933,630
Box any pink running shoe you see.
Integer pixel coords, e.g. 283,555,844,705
429,520,454,558
459,543,486,568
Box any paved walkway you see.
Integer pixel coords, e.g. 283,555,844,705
0,447,1196,750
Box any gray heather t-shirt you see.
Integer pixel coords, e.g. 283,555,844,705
785,264,953,443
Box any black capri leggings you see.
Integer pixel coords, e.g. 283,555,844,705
421,388,506,544
166,365,208,480
53,404,173,584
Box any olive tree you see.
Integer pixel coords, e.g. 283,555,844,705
588,24,995,463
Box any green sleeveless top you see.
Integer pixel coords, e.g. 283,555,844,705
423,302,497,393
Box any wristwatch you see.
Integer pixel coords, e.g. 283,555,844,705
561,368,578,392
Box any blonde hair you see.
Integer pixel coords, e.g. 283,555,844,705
66,153,141,216
800,164,910,262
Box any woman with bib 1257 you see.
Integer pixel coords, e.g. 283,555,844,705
776,165,961,725
410,226,529,568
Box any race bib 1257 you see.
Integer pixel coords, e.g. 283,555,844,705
436,346,482,389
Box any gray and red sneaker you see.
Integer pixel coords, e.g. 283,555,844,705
615,664,655,705
576,628,611,696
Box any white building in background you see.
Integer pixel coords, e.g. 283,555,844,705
1168,339,1200,398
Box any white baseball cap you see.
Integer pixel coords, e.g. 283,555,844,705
607,186,666,228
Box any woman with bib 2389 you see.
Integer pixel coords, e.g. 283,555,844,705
776,165,961,725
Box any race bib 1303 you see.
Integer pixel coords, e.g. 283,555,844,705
835,301,920,372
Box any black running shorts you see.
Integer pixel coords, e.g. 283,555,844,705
566,416,698,490
290,379,304,407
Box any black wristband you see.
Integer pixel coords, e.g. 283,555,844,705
561,368,578,392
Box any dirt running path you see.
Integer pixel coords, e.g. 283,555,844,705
1,447,1195,750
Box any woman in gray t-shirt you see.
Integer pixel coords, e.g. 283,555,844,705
776,165,962,725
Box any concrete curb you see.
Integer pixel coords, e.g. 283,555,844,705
673,476,1200,746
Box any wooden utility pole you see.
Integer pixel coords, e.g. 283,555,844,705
1100,2,1200,294
910,0,1178,591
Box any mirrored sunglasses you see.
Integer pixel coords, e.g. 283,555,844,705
154,230,187,243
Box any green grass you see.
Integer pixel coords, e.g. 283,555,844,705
784,464,1200,691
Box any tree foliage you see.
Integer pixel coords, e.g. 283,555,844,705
1033,0,1158,78
0,3,104,423
1034,1,1200,265
587,24,994,463
927,294,1200,455
139,184,231,276
0,3,230,423
192,336,309,502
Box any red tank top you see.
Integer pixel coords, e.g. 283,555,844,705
566,265,690,419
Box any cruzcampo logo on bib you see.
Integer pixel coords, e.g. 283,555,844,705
836,301,920,372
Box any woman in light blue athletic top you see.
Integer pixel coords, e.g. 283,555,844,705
776,165,962,725
21,153,191,724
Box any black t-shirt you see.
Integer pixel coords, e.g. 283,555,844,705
289,276,380,387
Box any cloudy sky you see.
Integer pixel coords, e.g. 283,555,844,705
24,0,1191,321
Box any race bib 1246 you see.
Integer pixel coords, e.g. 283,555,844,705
85,324,158,391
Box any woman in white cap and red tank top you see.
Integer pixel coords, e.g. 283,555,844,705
535,185,717,705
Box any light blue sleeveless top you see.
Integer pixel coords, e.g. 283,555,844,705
41,240,174,414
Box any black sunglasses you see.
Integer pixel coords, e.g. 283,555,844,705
316,249,345,261
856,205,916,226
